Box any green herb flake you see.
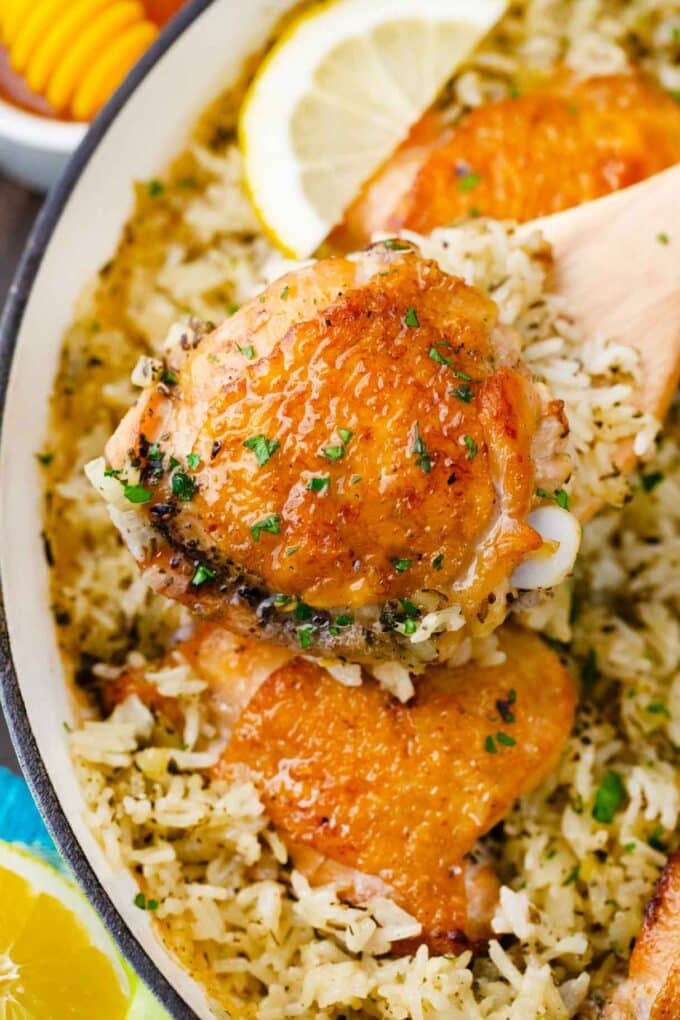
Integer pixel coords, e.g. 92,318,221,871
286,546,299,557
458,172,481,192
403,619,417,635
243,434,280,467
432,553,444,571
496,731,516,747
171,472,197,501
562,865,580,887
307,476,330,493
294,602,313,621
581,649,599,689
641,471,664,492
147,179,165,197
412,422,431,474
148,443,162,461
623,842,637,852
321,445,345,461
392,558,413,574
134,892,158,909
400,598,420,619
484,735,497,754
237,344,256,359
337,427,354,445
647,702,671,718
451,383,474,403
124,484,152,504
404,306,420,328
593,770,626,824
649,825,667,852
429,346,452,367
496,698,515,725
191,564,216,587
658,233,670,245
351,474,362,484
104,468,123,478
468,206,481,218
463,435,478,460
280,285,290,299
186,452,201,470
168,456,181,470
36,451,54,466
298,625,315,649
454,369,472,381
161,370,178,386
383,238,410,251
536,487,570,509
250,514,281,541
335,613,354,627
274,594,292,606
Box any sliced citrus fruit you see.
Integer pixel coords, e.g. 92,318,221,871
0,840,166,1019
240,0,507,256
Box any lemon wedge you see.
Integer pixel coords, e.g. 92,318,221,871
240,0,507,256
0,840,165,1019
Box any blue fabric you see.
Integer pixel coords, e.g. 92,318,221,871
0,766,61,866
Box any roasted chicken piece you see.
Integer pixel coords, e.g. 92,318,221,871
606,852,680,1020
106,624,576,953
95,242,573,670
333,73,680,251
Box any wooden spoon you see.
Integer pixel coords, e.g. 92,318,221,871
525,164,680,517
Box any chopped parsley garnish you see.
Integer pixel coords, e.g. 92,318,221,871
383,238,410,251
484,735,497,754
274,594,292,606
186,452,201,470
496,731,516,747
168,456,181,470
429,346,452,367
581,649,599,689
243,434,280,467
592,770,626,824
161,370,178,386
237,344,256,359
641,471,664,492
148,443,162,461
647,702,671,717
536,487,570,509
463,435,478,460
124,484,152,504
658,233,670,245
280,285,290,299
298,625,315,649
649,825,667,851
454,369,472,381
623,842,637,852
412,422,431,474
36,451,54,466
468,206,481,218
286,546,299,556
307,476,330,493
171,472,197,501
403,619,417,635
134,892,159,910
104,468,123,478
351,474,362,484
392,558,413,573
338,427,353,445
250,514,281,541
451,383,474,403
432,553,444,571
294,602,313,621
147,179,164,197
191,564,216,586
562,865,580,887
400,598,420,619
458,172,481,192
322,445,344,461
496,696,515,724
404,306,420,328
335,613,354,627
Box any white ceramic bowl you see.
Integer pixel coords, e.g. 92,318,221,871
0,1,293,1016
0,98,87,193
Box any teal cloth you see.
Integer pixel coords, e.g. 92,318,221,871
0,766,62,867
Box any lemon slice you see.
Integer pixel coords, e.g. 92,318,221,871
0,840,165,1019
240,0,507,256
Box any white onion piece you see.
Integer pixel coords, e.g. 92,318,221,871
511,506,582,590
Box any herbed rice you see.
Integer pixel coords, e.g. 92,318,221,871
40,0,680,1016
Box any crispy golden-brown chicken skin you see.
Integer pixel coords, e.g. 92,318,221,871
105,623,576,954
333,73,680,251
606,852,680,1019
103,243,569,668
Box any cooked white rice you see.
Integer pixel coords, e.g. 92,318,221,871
41,0,680,1016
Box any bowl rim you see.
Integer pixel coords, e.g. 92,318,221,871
0,1,215,1016
0,96,87,150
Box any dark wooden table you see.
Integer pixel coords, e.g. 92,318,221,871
0,173,43,773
